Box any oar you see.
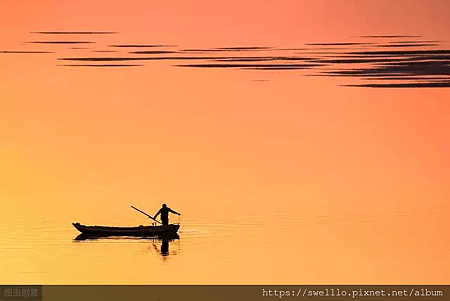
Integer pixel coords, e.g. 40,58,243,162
131,206,162,225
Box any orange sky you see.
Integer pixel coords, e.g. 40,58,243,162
2,1,450,45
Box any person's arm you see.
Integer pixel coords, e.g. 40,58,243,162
169,208,181,215
154,209,161,219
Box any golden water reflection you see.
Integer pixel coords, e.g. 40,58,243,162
73,234,180,258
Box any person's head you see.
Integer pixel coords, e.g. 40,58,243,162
162,204,167,208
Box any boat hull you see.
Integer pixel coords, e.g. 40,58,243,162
72,222,179,237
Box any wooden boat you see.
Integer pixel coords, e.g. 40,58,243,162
72,222,180,237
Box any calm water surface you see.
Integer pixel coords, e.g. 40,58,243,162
2,0,450,286
0,205,445,284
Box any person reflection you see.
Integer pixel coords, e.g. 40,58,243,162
153,234,179,257
161,238,169,256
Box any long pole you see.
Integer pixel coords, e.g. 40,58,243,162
131,206,162,224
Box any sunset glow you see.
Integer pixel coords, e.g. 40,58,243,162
1,0,449,284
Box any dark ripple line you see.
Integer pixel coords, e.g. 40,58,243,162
0,50,54,54
32,31,117,35
58,64,143,67
28,41,95,44
109,44,177,48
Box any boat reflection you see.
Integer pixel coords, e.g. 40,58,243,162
74,233,180,257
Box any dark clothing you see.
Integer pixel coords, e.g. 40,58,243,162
154,206,179,226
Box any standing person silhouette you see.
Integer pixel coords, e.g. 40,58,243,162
154,204,180,226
